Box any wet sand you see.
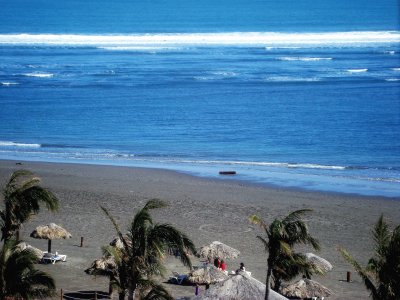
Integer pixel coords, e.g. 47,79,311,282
0,160,399,299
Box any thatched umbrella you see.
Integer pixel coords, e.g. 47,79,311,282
191,273,288,300
188,265,229,285
16,242,44,261
109,235,131,249
198,241,240,260
305,253,333,273
280,278,333,299
30,223,72,253
85,256,116,275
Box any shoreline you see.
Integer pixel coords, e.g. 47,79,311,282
1,159,400,299
2,157,399,199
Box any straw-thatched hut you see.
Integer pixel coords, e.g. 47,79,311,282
109,235,130,249
30,223,72,253
85,256,116,275
198,241,240,260
188,265,229,285
191,273,288,300
305,253,333,273
280,278,333,299
16,242,44,261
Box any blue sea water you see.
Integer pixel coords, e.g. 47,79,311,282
0,0,399,197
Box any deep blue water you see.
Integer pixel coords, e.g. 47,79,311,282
0,0,399,197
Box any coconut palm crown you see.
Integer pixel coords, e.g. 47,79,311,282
0,240,56,299
339,215,400,300
100,199,196,300
1,170,59,243
249,209,320,300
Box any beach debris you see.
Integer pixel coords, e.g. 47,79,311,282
188,265,228,285
198,241,240,260
219,171,236,175
305,252,333,273
280,278,333,299
191,272,288,300
30,223,72,253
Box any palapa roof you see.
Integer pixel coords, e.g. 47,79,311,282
198,241,240,260
188,265,229,284
30,223,72,240
16,242,44,260
305,253,333,272
280,278,333,299
191,273,288,300
109,235,131,249
85,256,116,275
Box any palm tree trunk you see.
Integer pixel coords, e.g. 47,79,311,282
119,291,125,300
265,266,272,300
128,288,135,300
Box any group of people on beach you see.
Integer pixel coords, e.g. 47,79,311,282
212,257,245,274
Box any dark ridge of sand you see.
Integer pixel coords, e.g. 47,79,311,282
0,160,399,299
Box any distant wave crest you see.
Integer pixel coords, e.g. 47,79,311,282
1,82,19,86
0,31,399,47
0,141,41,148
23,72,54,78
277,57,333,61
264,76,321,82
347,68,368,73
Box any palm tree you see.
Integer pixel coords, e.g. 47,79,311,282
249,209,320,300
0,240,56,299
100,199,196,300
339,215,400,300
1,170,59,243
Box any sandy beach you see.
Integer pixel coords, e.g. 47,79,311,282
1,159,399,299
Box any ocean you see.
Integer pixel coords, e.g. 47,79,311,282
0,0,399,197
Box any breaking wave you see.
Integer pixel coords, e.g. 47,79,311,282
0,31,399,47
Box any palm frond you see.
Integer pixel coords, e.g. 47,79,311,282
149,223,194,269
282,209,313,225
339,246,378,298
144,199,168,210
256,235,269,251
100,206,129,251
249,214,267,230
373,215,390,257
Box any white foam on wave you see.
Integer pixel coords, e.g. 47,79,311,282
384,50,396,54
211,71,238,77
385,78,400,82
0,141,41,148
391,68,400,71
0,31,399,47
23,72,54,78
278,57,333,61
1,82,19,86
347,68,368,73
177,159,346,170
98,46,184,52
265,76,321,82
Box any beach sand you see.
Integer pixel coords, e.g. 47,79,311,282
0,160,399,299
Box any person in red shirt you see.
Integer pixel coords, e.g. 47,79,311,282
219,259,226,271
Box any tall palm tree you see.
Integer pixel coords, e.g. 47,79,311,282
1,170,59,243
0,240,56,299
249,209,320,300
339,215,400,300
100,199,196,300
